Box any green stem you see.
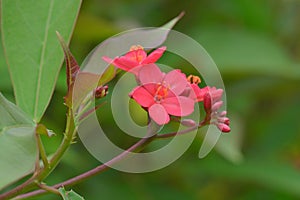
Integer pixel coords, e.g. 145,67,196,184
36,182,60,195
14,131,157,199
0,108,76,200
35,132,49,168
12,120,209,199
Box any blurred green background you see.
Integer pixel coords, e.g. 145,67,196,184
2,0,300,199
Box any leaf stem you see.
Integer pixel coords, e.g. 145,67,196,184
12,120,209,199
155,119,208,139
36,182,60,195
35,132,49,168
14,134,156,199
0,108,76,200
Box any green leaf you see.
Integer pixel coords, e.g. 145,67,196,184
1,0,82,122
0,32,12,94
59,187,85,200
98,65,116,86
0,93,33,130
162,11,185,30
0,93,36,190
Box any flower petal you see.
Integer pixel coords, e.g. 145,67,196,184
130,86,155,107
102,56,114,64
142,46,166,64
113,57,139,71
138,64,163,84
162,96,195,116
149,104,170,125
191,84,208,102
125,49,147,63
164,70,187,95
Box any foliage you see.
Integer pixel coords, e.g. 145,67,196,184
0,0,300,199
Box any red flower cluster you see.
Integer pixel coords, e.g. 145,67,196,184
103,46,230,132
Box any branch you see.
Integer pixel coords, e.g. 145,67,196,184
14,119,209,199
14,135,156,199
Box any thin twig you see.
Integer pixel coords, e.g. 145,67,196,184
14,135,156,199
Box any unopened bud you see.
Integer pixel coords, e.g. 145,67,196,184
219,111,227,117
210,88,223,102
217,123,231,133
212,101,223,112
180,119,196,127
94,85,108,98
218,117,230,125
203,93,212,113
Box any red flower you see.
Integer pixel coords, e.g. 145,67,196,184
102,45,166,75
130,64,195,125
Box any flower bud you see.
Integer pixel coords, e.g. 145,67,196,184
180,119,196,127
203,93,212,113
94,85,108,98
212,101,223,112
218,117,230,125
217,123,231,133
219,111,227,117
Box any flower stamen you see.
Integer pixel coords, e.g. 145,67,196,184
154,83,169,102
187,75,201,84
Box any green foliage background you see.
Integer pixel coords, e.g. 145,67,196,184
1,0,300,199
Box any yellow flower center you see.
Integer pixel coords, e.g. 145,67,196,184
154,83,169,102
130,45,144,51
129,45,145,63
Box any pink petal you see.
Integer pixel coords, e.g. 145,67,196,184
102,56,114,64
163,70,187,95
125,49,147,63
113,57,139,71
190,84,207,102
149,104,170,125
142,46,166,64
142,83,158,96
162,96,195,116
138,64,163,84
131,86,155,107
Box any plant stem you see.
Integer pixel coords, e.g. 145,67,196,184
14,135,156,199
13,119,209,199
36,182,60,195
155,119,207,139
35,132,49,168
0,108,76,200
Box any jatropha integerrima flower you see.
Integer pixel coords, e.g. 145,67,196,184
129,64,195,125
102,45,166,75
103,45,231,132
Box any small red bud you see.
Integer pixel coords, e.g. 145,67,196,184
203,93,212,113
217,123,231,133
218,117,230,125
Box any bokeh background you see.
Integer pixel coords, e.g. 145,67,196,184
1,0,300,199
